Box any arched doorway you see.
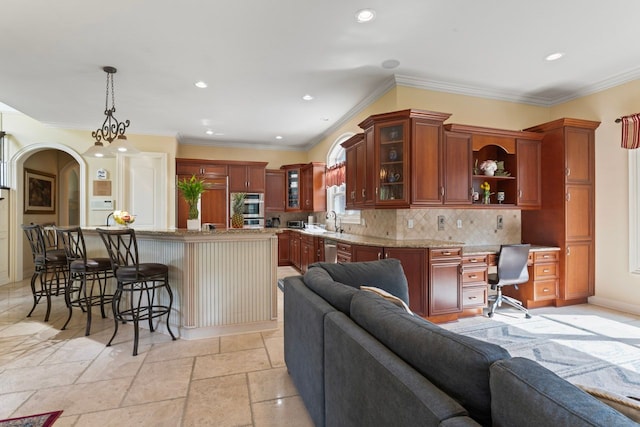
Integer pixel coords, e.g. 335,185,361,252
10,143,86,281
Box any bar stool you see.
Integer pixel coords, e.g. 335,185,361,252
21,224,69,321
97,227,176,355
56,226,114,335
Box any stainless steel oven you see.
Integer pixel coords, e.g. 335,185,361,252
243,217,265,229
230,193,264,218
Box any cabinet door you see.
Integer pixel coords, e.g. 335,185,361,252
200,178,228,229
247,164,266,192
565,127,593,185
429,258,462,316
285,168,301,211
363,127,376,206
354,141,367,205
565,241,594,299
301,239,314,273
277,231,290,266
376,119,409,206
301,163,326,212
265,170,285,212
351,244,383,262
566,185,593,240
290,232,301,269
385,247,427,317
443,132,472,205
345,144,358,210
412,120,442,204
516,139,541,208
228,165,248,192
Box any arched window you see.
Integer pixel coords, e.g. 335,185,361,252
326,134,360,225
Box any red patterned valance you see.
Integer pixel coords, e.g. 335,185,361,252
619,113,640,149
326,162,345,187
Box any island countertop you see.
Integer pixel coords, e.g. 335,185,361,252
83,227,277,242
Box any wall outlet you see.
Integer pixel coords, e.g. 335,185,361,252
497,215,504,230
456,219,462,229
408,219,414,229
437,215,445,231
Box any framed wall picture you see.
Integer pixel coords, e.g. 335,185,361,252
24,168,56,214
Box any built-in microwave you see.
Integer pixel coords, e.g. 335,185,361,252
243,217,265,229
230,193,264,218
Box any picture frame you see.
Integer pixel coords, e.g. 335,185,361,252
24,168,56,214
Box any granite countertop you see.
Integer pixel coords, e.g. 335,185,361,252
83,226,277,241
278,228,560,252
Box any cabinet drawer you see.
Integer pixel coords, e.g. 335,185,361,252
337,253,351,263
462,268,488,285
534,263,558,279
462,255,488,266
337,242,352,253
463,286,487,308
534,280,558,300
534,251,559,263
430,247,462,260
301,235,314,245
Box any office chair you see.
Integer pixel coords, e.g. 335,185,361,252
487,244,531,319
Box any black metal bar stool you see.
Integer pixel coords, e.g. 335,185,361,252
21,223,69,322
56,226,115,335
97,227,176,355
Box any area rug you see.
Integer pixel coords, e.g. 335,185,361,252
0,411,62,427
441,308,640,398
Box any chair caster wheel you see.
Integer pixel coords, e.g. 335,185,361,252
525,313,532,319
487,312,494,318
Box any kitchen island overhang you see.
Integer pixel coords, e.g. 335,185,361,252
82,228,279,340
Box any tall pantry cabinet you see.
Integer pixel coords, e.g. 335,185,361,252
521,118,600,305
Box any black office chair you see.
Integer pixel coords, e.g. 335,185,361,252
56,226,114,336
97,227,176,355
487,244,531,319
21,223,70,321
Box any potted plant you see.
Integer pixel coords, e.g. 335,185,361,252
177,175,207,230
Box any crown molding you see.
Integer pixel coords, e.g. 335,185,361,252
546,66,640,105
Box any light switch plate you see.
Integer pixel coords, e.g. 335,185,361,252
497,215,504,230
438,215,445,231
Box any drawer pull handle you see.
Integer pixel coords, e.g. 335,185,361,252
468,296,477,300
543,254,550,258
469,275,478,279
543,269,550,273
469,259,478,263
543,288,549,292
442,251,452,256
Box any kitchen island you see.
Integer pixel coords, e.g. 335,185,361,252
83,228,278,339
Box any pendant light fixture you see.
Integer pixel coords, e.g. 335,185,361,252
83,66,138,157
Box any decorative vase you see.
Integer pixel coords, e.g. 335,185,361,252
187,218,201,231
484,169,495,176
483,193,490,204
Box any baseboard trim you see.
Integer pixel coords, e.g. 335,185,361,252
588,295,640,316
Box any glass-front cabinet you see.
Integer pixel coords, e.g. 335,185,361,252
284,166,301,211
376,119,409,206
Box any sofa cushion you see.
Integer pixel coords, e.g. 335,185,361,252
490,358,637,427
310,259,409,304
350,291,510,426
361,285,413,314
324,311,473,427
304,266,358,314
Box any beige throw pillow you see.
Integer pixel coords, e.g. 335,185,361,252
577,384,640,422
361,285,413,315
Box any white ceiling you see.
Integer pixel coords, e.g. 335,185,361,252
2,0,640,150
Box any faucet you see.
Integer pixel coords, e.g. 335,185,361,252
326,210,344,233
106,212,114,226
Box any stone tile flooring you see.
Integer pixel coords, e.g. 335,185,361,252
0,267,311,427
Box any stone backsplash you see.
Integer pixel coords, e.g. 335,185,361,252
337,208,521,246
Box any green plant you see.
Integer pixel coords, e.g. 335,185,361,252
177,175,207,219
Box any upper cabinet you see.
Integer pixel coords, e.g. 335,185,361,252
342,131,375,210
265,169,286,212
228,162,267,193
176,159,228,177
280,162,326,212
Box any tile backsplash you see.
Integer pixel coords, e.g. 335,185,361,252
338,208,521,245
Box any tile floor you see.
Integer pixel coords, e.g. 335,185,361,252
0,267,312,427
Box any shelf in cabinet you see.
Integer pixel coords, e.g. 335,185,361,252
380,140,403,145
381,161,403,166
472,175,515,180
380,182,404,186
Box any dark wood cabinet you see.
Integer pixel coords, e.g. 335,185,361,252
277,230,291,266
282,165,302,211
503,250,559,308
290,231,301,270
228,163,267,193
176,161,228,177
336,242,352,263
443,131,473,205
516,138,542,207
462,255,488,312
342,133,375,209
522,118,600,305
265,169,286,212
428,248,462,317
301,162,326,212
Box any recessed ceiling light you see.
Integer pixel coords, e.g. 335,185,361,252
356,8,376,23
381,59,400,69
545,52,565,61
275,135,283,140
194,81,208,88
321,117,330,122
302,94,314,101
205,130,214,135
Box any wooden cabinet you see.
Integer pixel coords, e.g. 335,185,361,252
443,131,473,205
462,255,488,311
176,175,228,229
342,132,375,209
281,163,326,212
522,118,599,305
516,139,542,207
290,231,301,270
357,109,451,209
265,169,286,212
228,163,267,193
336,242,352,263
300,234,315,273
277,230,291,266
428,248,463,317
176,160,227,177
503,250,560,308
301,162,326,212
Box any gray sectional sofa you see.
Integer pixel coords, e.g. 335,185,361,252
283,259,637,427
